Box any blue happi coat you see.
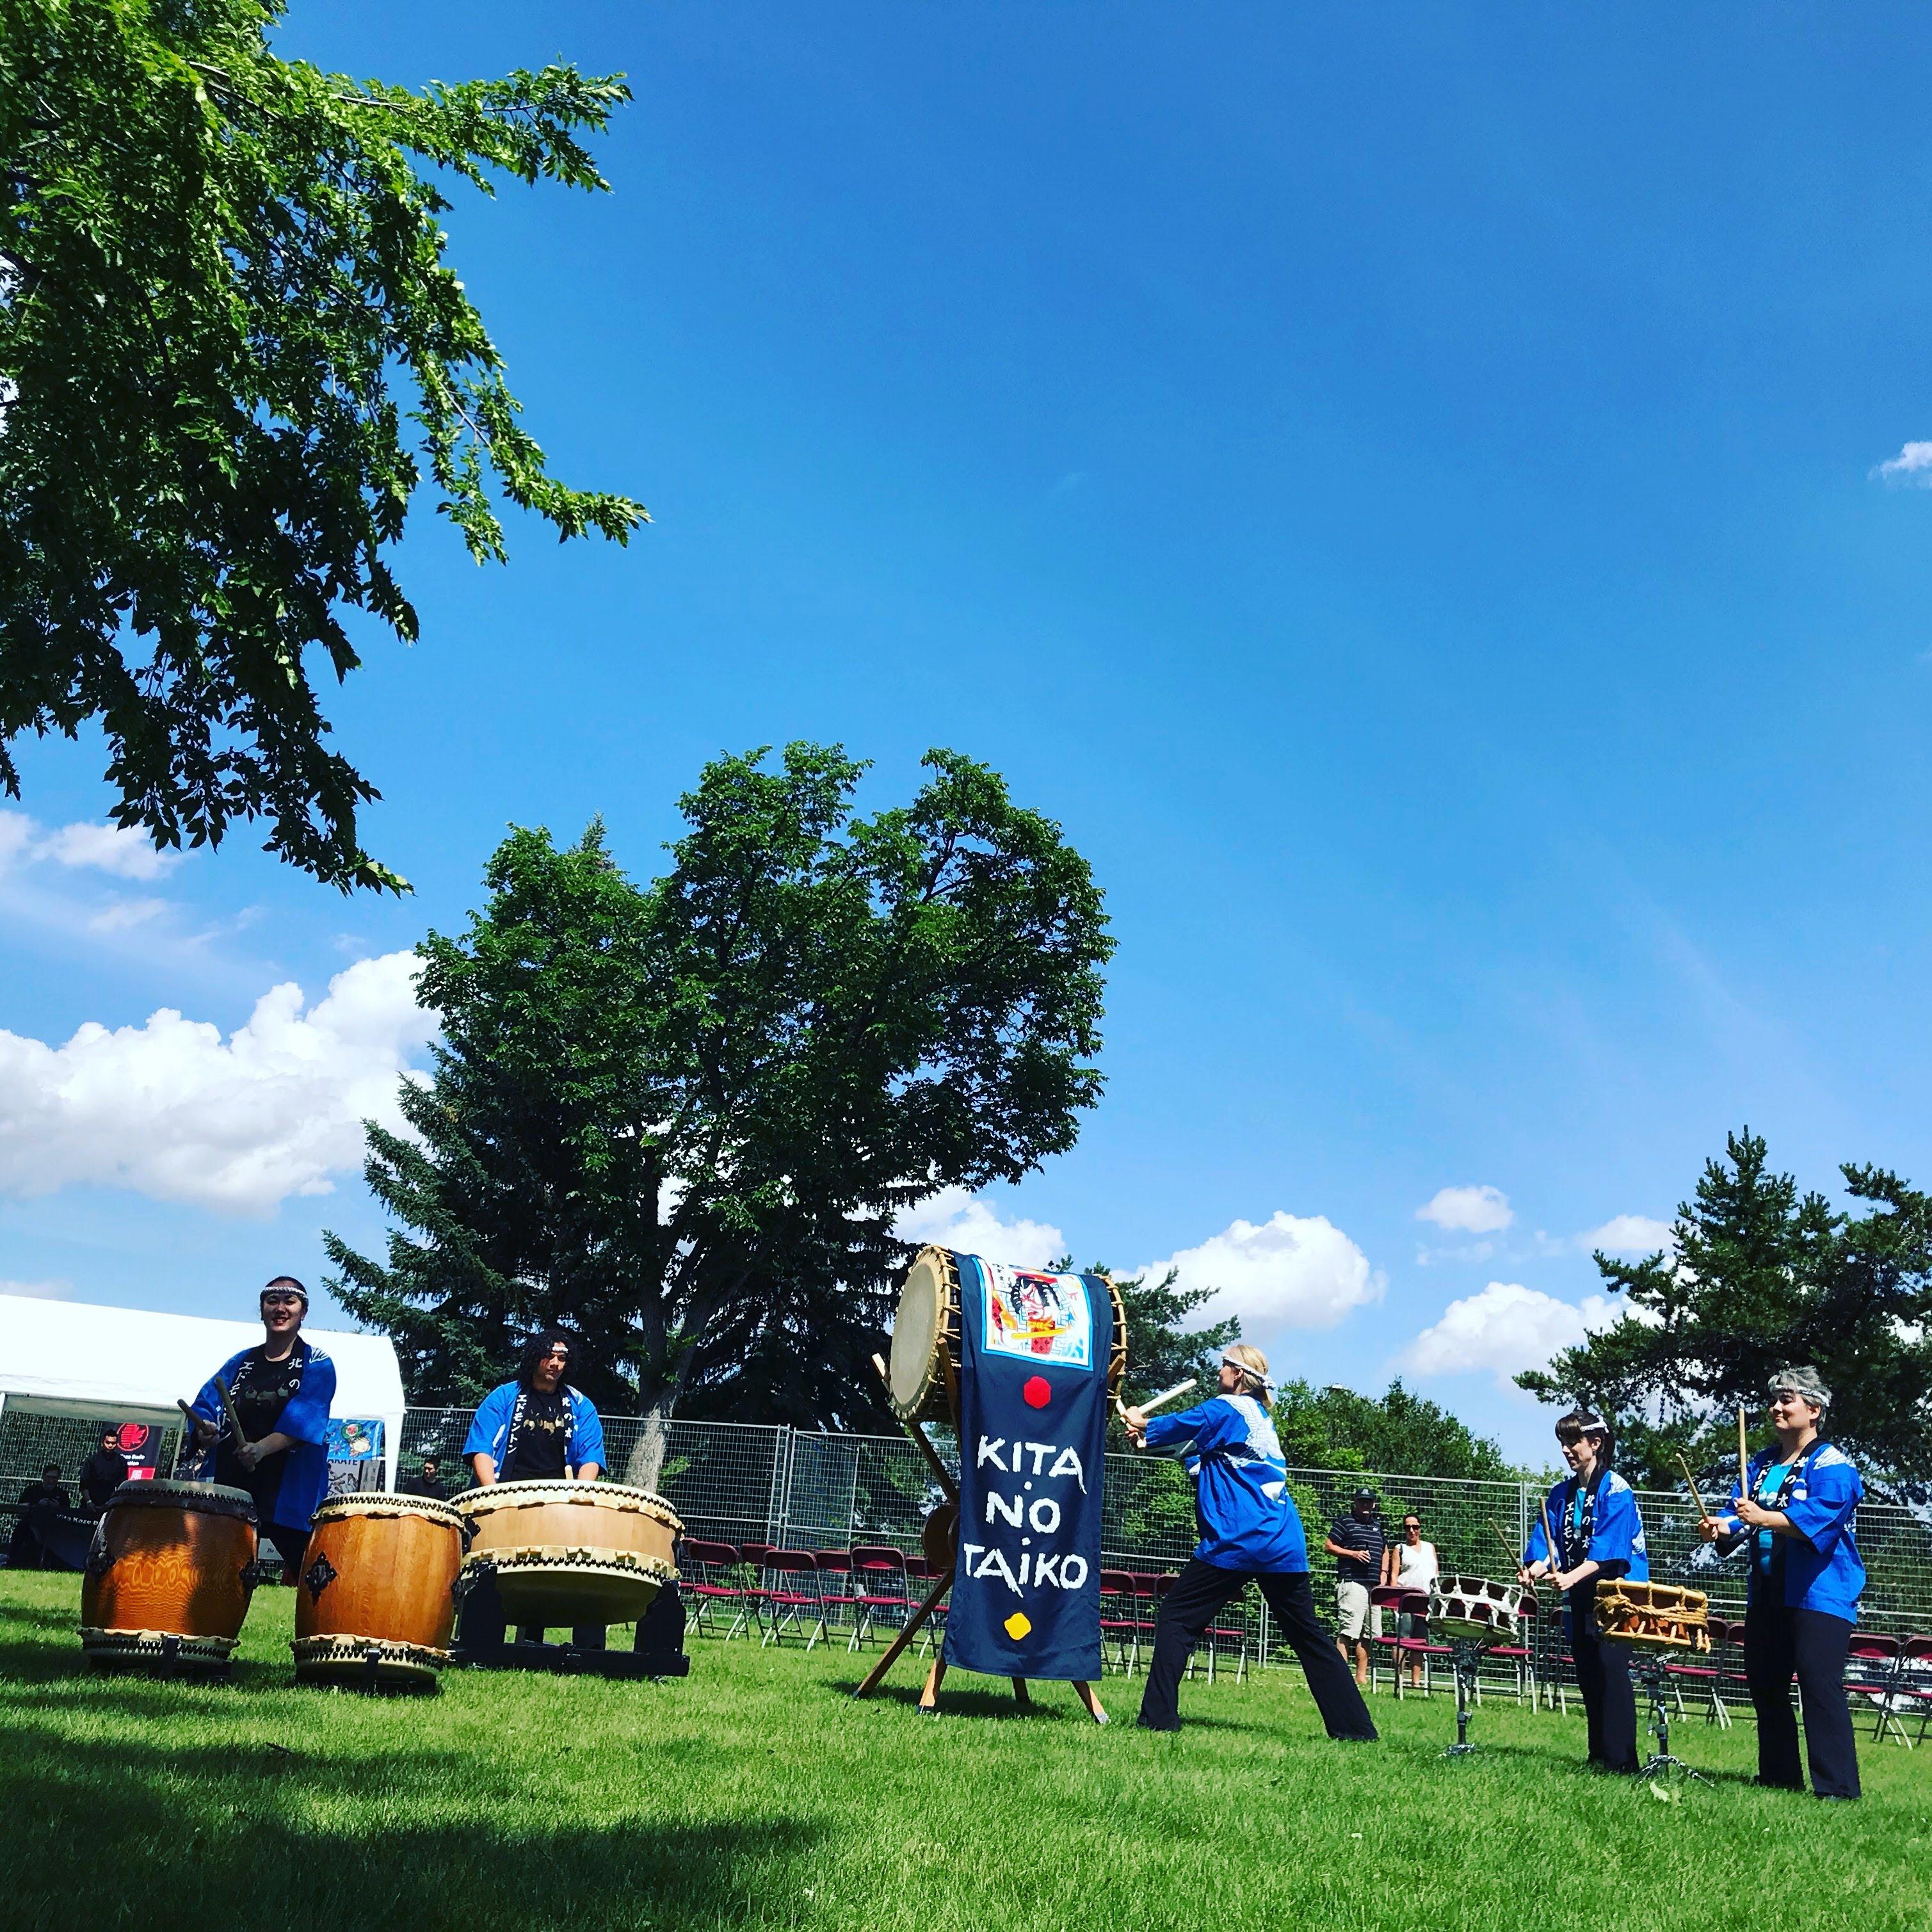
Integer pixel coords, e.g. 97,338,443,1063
1522,1467,1649,1581
462,1381,606,1474
1723,1442,1865,1623
191,1340,335,1532
1143,1393,1307,1574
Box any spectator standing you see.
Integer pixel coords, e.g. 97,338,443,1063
8,1464,70,1569
1324,1488,1388,1687
399,1454,450,1501
1389,1512,1439,1689
78,1428,128,1514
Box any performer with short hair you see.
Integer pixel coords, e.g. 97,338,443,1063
1700,1366,1864,1799
187,1277,335,1575
458,1330,607,1653
7,1464,68,1569
1520,1406,1646,1774
1126,1344,1378,1742
78,1427,129,1515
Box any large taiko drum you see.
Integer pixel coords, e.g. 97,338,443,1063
1593,1579,1711,1652
455,1480,681,1625
1427,1574,1525,1645
887,1246,1129,1426
79,1480,263,1671
292,1492,465,1687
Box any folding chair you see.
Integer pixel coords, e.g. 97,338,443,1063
1846,1633,1911,1747
812,1549,856,1639
846,1545,911,1652
1100,1570,1141,1675
1203,1582,1250,1686
1677,1615,1733,1728
1367,1585,1407,1696
740,1541,773,1570
755,1549,827,1649
679,1538,752,1640
1894,1635,1932,1746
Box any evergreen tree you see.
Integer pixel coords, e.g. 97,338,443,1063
325,743,1113,1427
1517,1129,1932,1492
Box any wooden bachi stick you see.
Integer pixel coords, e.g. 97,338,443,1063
1674,1450,1710,1522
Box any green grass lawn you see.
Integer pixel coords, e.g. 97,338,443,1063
2,1570,1926,1931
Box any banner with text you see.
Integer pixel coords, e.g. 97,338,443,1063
944,1255,1109,1682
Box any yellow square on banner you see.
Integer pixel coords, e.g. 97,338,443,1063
1004,1611,1032,1641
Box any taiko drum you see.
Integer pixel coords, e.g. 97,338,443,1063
79,1479,262,1671
456,1480,681,1625
292,1492,465,1687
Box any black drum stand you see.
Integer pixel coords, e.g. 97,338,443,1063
1445,1638,1486,1757
1634,1652,1707,1783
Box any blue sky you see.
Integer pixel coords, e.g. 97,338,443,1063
6,5,1932,1461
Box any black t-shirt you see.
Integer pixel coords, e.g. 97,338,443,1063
19,1481,68,1518
1328,1513,1388,1584
215,1344,307,1510
500,1387,570,1481
398,1471,447,1501
79,1449,127,1509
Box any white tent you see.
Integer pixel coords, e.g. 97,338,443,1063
0,1292,406,1491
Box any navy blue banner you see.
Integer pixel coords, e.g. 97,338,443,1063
944,1254,1109,1682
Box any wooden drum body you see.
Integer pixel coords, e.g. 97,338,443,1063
79,1480,261,1670
293,1493,464,1686
887,1247,1128,1428
1427,1574,1525,1645
456,1481,681,1625
1594,1579,1711,1652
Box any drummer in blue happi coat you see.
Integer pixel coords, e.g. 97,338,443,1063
1520,1406,1648,1774
186,1277,335,1575
1700,1366,1865,1799
1125,1343,1377,1743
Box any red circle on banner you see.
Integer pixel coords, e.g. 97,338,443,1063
1022,1376,1052,1409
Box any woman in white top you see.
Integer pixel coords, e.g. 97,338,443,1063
1387,1512,1439,1688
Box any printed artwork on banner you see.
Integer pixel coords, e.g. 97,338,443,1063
946,1255,1111,1682
981,1260,1091,1369
326,1419,383,1461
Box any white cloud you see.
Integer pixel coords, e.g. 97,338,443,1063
896,1186,1067,1270
86,896,170,935
1144,1211,1383,1333
38,819,182,880
1404,1280,1623,1387
0,809,184,880
1417,1184,1514,1234
0,1277,76,1300
0,951,436,1214
1874,440,1932,487
1579,1214,1674,1257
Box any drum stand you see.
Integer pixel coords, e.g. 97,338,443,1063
1634,1653,1708,1783
1444,1639,1486,1757
851,1365,1106,1725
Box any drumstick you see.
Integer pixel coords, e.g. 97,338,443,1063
1538,1495,1562,1589
1489,1520,1524,1571
1673,1449,1709,1522
1737,1404,1750,1498
214,1374,248,1447
1116,1377,1197,1422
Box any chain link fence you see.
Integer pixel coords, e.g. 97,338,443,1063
9,1404,1931,1654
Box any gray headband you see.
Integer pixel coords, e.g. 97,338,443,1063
1769,1365,1830,1408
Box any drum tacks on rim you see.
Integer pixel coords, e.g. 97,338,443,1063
456,1481,682,1626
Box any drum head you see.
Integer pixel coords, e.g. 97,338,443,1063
888,1250,949,1417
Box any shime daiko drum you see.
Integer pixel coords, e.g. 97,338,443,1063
292,1492,465,1687
1593,1579,1711,1652
456,1481,681,1625
1426,1575,1525,1645
888,1246,1129,1427
80,1480,264,1671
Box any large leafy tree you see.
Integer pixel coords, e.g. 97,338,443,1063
325,743,1113,1429
1517,1129,1932,1493
0,0,645,890
1271,1376,1517,1482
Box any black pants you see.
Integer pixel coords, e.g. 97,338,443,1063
1744,1598,1860,1799
1139,1559,1378,1741
1570,1589,1639,1773
456,1568,604,1654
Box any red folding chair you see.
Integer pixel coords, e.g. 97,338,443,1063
1894,1634,1932,1746
1100,1569,1141,1675
1846,1633,1910,1746
812,1549,856,1638
754,1549,828,1650
739,1541,773,1570
679,1538,752,1640
1368,1584,1407,1695
846,1545,911,1652
1203,1582,1252,1686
